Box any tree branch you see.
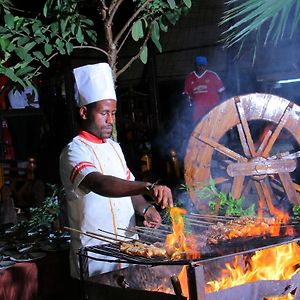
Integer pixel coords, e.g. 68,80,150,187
116,21,154,78
108,0,125,22
114,0,153,46
117,25,132,53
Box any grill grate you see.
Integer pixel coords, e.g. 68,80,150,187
79,235,300,266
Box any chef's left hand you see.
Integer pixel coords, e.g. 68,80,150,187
143,206,162,228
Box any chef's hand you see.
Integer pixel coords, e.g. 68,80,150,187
150,185,173,210
143,206,162,228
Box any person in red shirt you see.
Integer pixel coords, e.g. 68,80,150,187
183,55,225,122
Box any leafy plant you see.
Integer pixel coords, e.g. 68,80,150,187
196,178,255,217
28,183,60,230
0,0,97,90
292,204,300,220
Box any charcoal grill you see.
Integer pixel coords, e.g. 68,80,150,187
77,219,300,300
78,238,300,300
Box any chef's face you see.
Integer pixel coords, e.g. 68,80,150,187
80,99,117,139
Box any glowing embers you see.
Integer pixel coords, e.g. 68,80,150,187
165,207,200,259
206,242,300,299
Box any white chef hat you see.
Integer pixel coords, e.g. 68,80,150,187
73,62,117,107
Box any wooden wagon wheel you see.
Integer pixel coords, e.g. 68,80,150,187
184,93,300,214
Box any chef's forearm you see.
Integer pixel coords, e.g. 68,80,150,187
80,172,150,197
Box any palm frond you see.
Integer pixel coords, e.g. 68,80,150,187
221,0,298,47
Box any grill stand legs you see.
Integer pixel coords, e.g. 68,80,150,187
187,264,206,300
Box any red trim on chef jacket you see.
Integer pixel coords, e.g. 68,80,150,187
70,161,96,183
79,130,106,143
126,167,131,180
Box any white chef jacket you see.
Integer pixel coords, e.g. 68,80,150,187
60,130,137,278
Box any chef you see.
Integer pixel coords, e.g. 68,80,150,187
59,62,173,279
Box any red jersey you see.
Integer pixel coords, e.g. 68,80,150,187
184,70,225,121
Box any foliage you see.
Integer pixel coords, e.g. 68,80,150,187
293,204,300,220
0,0,191,88
221,0,299,57
0,0,96,90
28,183,60,230
196,178,255,217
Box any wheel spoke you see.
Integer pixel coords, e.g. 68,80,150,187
253,179,279,214
194,135,247,162
256,128,272,155
231,176,245,200
235,97,256,157
278,172,300,204
213,177,230,185
261,103,293,157
236,123,251,158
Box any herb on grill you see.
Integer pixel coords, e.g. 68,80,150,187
293,205,300,220
196,178,255,217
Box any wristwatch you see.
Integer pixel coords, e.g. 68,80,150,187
145,181,158,195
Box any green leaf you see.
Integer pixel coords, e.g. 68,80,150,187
15,47,28,60
66,42,73,55
70,23,76,34
41,60,50,68
81,18,94,26
44,43,53,55
0,38,9,51
33,51,44,60
151,37,162,52
182,0,192,8
132,19,143,41
76,26,84,43
15,17,25,30
4,13,14,29
6,42,16,52
86,30,97,43
15,65,35,76
22,27,30,35
1,33,12,39
50,22,59,34
60,18,68,33
4,68,21,84
167,0,176,9
165,12,176,25
32,22,40,34
159,19,168,32
140,46,148,64
17,36,30,47
151,20,160,41
43,0,53,17
24,41,36,51
0,26,8,34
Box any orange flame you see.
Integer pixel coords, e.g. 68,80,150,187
165,207,200,259
206,242,300,299
257,198,294,237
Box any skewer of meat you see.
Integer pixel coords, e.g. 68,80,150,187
65,227,168,258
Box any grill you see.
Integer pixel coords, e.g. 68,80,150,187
72,216,300,300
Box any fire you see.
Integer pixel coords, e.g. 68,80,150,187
227,200,294,239
165,207,200,259
206,242,300,299
257,198,295,237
